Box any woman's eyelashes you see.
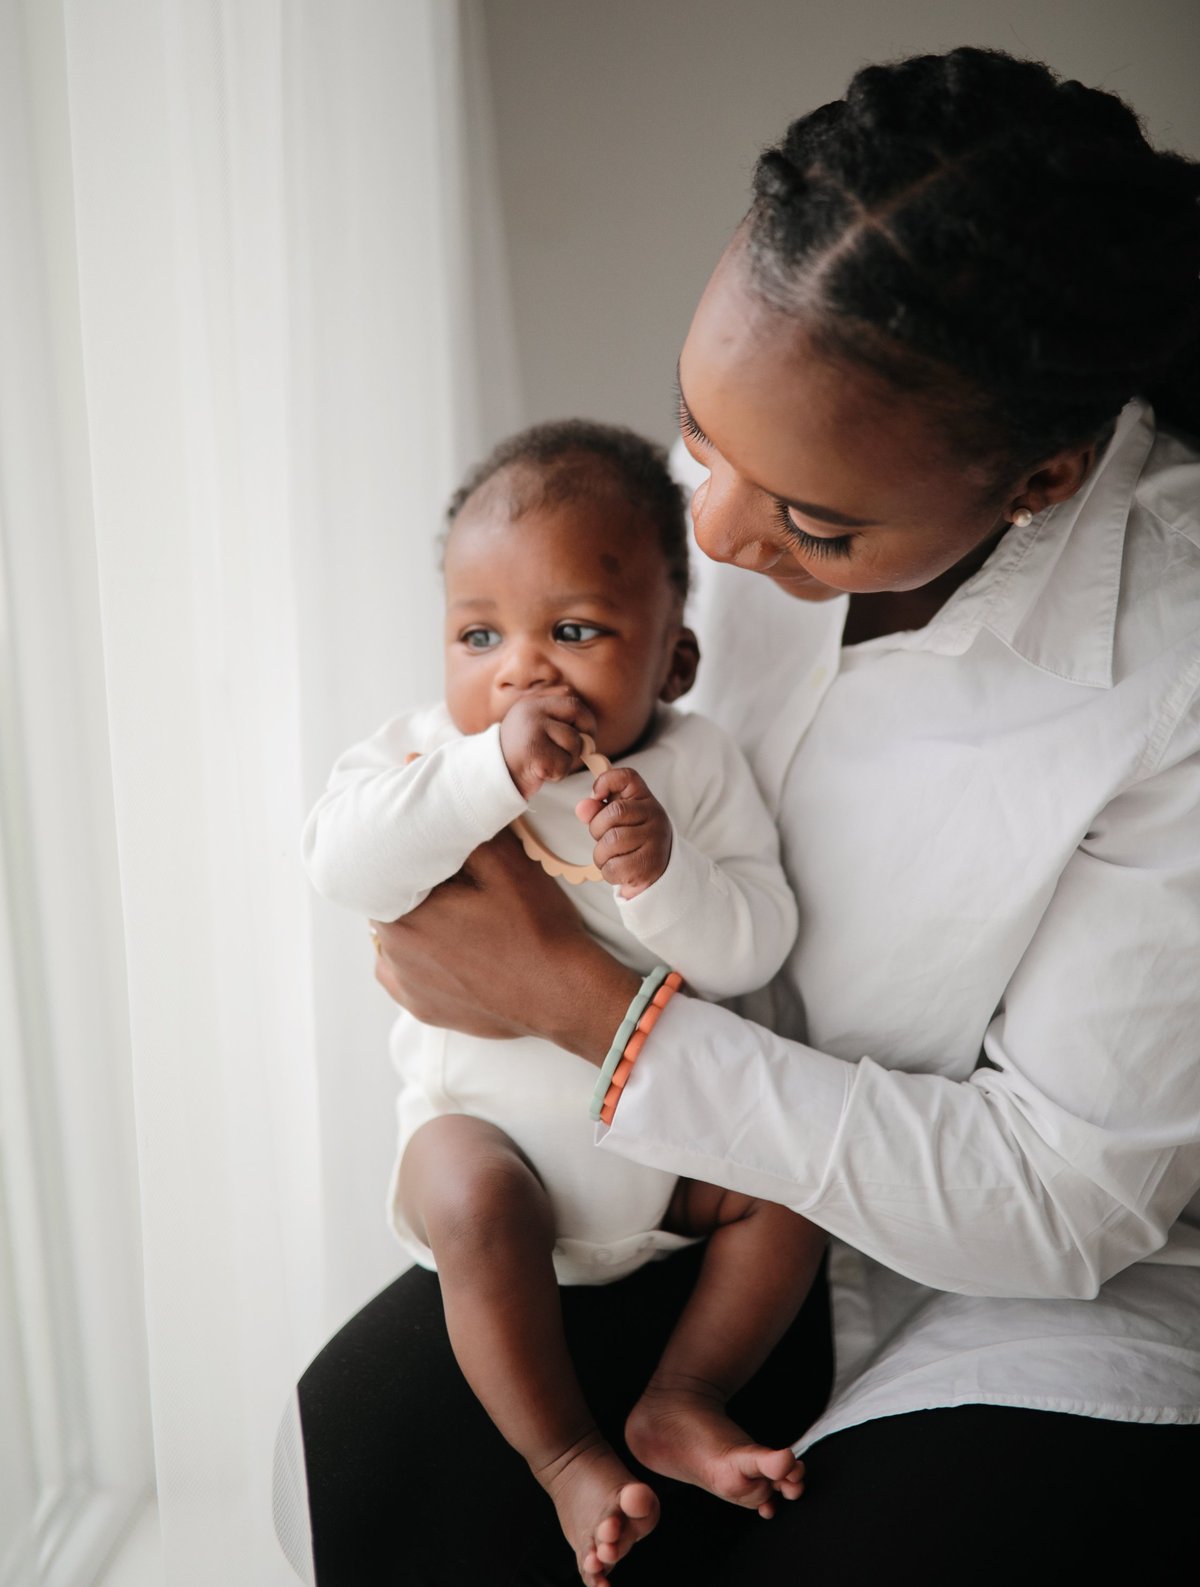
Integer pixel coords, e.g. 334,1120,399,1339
676,389,708,446
676,386,852,561
772,498,853,559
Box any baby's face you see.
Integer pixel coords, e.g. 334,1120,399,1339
443,493,691,760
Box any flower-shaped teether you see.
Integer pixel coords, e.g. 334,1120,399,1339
510,733,610,884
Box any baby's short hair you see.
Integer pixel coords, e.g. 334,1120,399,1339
445,419,690,600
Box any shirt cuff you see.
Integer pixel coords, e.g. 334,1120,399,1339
596,993,851,1214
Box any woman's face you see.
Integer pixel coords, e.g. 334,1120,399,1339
677,245,1022,601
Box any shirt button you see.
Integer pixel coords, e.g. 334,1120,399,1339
594,1249,614,1265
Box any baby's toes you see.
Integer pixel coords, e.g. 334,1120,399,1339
776,1467,805,1501
580,1542,611,1586
593,1521,622,1568
594,1513,623,1547
760,1447,804,1483
619,1482,658,1525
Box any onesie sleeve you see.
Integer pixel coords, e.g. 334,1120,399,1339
615,713,798,1000
601,708,1200,1301
302,708,527,921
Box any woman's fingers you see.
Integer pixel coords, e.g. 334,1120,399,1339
369,831,635,1053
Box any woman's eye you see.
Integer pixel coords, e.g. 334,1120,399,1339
772,499,853,560
677,394,708,447
555,622,604,644
461,627,501,651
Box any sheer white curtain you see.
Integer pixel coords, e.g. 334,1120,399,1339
14,1,518,1580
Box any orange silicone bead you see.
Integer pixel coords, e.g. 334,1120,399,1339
610,1056,635,1090
636,1003,663,1035
622,1028,648,1064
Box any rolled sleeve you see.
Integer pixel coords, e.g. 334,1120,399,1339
598,994,850,1206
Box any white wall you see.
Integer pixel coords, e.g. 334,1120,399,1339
482,0,1200,447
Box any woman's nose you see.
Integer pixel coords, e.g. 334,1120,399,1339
496,636,560,690
690,469,781,574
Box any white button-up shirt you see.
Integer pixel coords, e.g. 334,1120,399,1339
602,401,1200,1444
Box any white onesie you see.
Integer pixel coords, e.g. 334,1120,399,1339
303,701,797,1283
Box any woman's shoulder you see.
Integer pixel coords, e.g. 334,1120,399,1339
1134,423,1200,549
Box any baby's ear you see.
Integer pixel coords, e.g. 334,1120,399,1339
659,626,700,703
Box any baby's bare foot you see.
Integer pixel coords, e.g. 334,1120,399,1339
537,1434,659,1586
626,1378,804,1519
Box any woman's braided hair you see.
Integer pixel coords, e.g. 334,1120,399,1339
748,48,1200,474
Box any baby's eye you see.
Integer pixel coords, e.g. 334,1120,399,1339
555,621,605,644
461,626,501,651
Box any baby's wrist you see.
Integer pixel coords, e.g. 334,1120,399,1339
612,833,672,900
617,868,663,901
499,730,538,800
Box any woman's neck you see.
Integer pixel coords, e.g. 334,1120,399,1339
842,520,1008,645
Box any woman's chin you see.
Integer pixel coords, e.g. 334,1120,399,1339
768,569,847,603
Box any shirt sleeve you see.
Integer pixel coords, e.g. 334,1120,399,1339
614,715,799,1000
601,709,1200,1301
301,711,527,921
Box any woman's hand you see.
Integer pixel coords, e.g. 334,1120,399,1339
371,829,640,1062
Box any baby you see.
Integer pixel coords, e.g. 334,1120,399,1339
303,420,826,1585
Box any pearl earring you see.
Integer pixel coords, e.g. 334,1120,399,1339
1010,508,1033,528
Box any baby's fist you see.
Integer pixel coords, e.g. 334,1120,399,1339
576,766,672,898
501,691,595,800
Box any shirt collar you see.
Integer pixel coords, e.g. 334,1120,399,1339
855,399,1155,689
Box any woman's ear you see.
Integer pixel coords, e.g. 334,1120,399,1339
1010,440,1100,519
659,627,701,703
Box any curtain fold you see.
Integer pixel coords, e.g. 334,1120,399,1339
44,1,519,1577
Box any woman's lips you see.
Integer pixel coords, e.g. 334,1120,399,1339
767,564,843,601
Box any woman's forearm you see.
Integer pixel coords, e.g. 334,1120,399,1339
600,993,1196,1302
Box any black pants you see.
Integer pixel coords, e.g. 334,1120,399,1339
295,1244,1196,1584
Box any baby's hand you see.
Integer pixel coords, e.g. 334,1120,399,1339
576,767,672,898
500,690,597,800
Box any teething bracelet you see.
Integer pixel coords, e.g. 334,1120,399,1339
589,967,684,1123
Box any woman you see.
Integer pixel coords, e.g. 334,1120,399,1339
290,48,1200,1583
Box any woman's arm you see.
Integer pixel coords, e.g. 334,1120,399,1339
601,736,1200,1301
376,734,1200,1302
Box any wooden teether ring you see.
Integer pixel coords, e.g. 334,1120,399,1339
510,733,611,884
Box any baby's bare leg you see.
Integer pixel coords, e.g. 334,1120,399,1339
399,1116,657,1585
625,1181,826,1519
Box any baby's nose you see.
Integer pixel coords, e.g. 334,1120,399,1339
497,637,561,690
